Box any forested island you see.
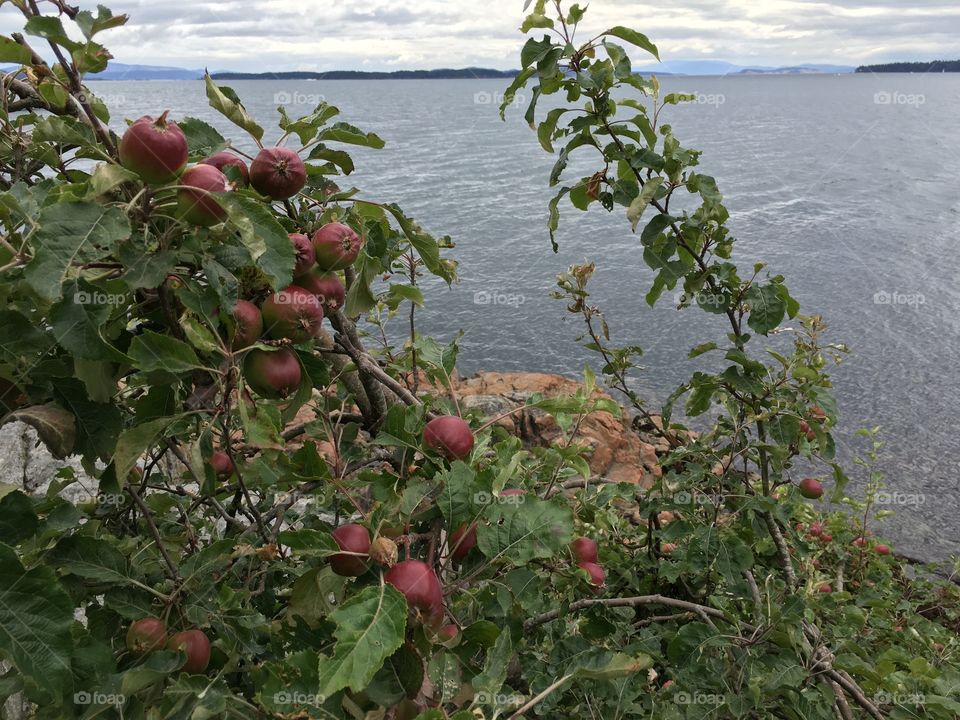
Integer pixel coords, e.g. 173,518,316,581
857,60,960,73
212,68,520,80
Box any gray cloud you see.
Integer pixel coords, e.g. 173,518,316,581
0,0,957,71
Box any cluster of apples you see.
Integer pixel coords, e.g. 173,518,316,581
117,111,369,401
126,618,210,674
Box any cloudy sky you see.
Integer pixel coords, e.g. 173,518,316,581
2,0,958,71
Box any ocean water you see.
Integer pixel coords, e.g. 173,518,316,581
89,75,960,562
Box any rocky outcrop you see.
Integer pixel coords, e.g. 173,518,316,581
453,371,663,486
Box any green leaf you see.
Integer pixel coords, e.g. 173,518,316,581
48,535,129,583
604,26,660,60
204,72,264,142
472,629,512,697
627,178,663,231
520,13,554,32
0,35,33,64
3,404,76,459
477,497,573,565
24,16,80,52
0,491,38,545
745,283,787,335
280,102,340,144
112,416,178,480
316,583,407,698
48,279,127,361
87,163,139,196
571,651,653,679
128,330,203,373
74,6,128,39
24,202,131,301
222,194,296,288
500,67,535,118
317,122,385,149
0,543,75,699
178,117,227,158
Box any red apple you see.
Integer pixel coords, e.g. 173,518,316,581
261,285,324,343
209,451,234,479
177,164,229,226
289,233,316,276
661,543,678,554
577,561,605,588
798,478,823,500
449,523,478,562
126,618,167,656
250,146,306,200
230,299,263,350
423,415,474,460
570,537,598,564
808,522,824,538
437,624,459,642
243,347,302,399
312,222,364,271
852,537,867,548
818,584,832,594
819,532,833,543
296,268,346,313
200,151,249,187
119,112,187,184
167,629,211,673
330,523,371,576
385,560,444,623
809,406,827,423
874,544,890,556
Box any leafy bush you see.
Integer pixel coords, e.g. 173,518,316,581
0,1,957,718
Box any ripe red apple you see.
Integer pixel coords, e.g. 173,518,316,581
330,523,371,576
662,680,674,690
852,537,867,548
177,164,230,226
296,268,346,313
261,285,324,343
577,561,605,588
798,478,824,500
243,347,302,399
249,146,306,200
119,112,188,184
809,406,827,423
818,584,832,594
167,629,211,674
423,415,474,460
289,233,316,276
385,560,444,623
819,532,833,543
437,624,459,642
312,222,364,271
808,522,824,537
570,537,598,564
661,543,678,554
200,151,249,187
209,451,234,479
230,299,263,349
874,544,890,556
449,523,478,562
126,618,167,656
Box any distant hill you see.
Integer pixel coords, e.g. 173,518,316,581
856,61,960,73
211,68,521,80
88,63,203,80
633,60,854,75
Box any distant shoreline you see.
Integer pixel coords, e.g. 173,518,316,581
856,61,960,73
210,69,522,81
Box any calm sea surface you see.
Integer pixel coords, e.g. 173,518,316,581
88,75,960,562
